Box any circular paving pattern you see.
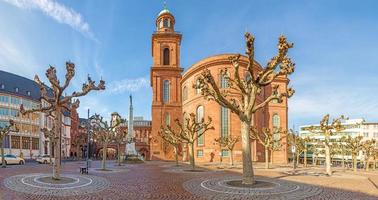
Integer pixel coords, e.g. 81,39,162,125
89,167,129,173
183,176,323,200
162,167,222,174
4,173,110,197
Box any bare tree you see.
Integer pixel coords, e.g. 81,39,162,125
215,135,240,166
372,148,378,171
0,120,18,168
20,62,105,179
343,135,363,172
113,125,127,166
195,32,295,184
250,127,285,169
159,125,182,166
308,114,346,176
362,139,376,171
91,114,121,170
175,113,214,170
287,131,305,166
71,131,86,160
337,137,350,170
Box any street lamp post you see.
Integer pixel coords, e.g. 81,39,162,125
86,109,90,170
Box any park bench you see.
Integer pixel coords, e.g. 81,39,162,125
80,166,88,174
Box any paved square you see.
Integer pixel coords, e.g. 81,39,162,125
0,161,377,200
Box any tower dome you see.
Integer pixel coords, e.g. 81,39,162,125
156,5,175,32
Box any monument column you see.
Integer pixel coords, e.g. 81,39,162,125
126,95,137,155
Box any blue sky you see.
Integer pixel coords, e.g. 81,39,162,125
0,0,377,129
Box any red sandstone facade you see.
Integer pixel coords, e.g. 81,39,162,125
150,8,288,164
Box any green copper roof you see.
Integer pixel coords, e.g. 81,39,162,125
158,8,170,16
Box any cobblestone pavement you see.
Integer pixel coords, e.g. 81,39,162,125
0,161,377,200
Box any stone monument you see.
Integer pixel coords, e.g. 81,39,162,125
126,95,137,156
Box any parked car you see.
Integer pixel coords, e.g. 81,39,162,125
0,154,25,165
36,155,54,164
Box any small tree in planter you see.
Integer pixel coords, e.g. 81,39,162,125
215,135,240,166
250,127,285,169
343,135,363,172
308,114,347,176
175,113,214,170
362,139,376,171
0,120,18,168
159,125,182,166
91,114,121,170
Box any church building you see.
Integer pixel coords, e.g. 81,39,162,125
150,7,289,164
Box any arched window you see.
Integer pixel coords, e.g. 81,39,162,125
163,18,169,28
159,20,163,28
220,74,228,88
221,106,229,138
163,80,170,103
182,86,188,101
245,72,252,82
196,106,204,146
272,114,280,128
196,79,201,94
164,113,170,126
163,48,170,65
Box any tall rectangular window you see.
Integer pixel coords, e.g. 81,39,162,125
163,80,170,103
220,74,228,88
11,136,20,149
221,106,229,138
32,138,39,150
197,106,204,146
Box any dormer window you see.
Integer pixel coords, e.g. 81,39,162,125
27,91,31,96
0,84,4,89
15,87,19,93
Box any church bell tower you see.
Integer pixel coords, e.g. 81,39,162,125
150,6,183,160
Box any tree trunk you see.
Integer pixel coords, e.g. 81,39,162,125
265,146,269,169
1,141,6,168
341,151,345,170
353,154,357,172
374,159,376,171
241,121,255,185
189,143,195,170
102,143,107,170
53,109,62,180
230,149,234,166
324,143,332,176
174,146,179,166
365,160,369,172
76,144,80,160
304,149,307,167
296,153,300,166
117,144,121,166
270,149,273,166
49,141,53,165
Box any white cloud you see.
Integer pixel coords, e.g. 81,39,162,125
106,77,149,94
2,0,97,42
